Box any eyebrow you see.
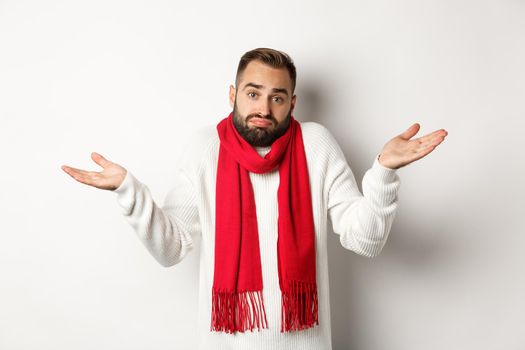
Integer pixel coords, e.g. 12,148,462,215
242,82,289,97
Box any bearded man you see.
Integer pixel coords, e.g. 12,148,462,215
62,47,447,350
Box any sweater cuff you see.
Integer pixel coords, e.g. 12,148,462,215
113,170,138,215
371,154,398,183
113,170,132,193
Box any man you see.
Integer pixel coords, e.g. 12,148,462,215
61,48,447,350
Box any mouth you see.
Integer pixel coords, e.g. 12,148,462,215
249,117,273,128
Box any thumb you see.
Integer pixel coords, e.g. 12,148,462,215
398,123,420,140
91,152,112,169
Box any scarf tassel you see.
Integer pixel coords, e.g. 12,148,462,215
211,289,268,333
281,280,319,332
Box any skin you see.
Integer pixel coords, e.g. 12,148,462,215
61,152,126,191
229,60,296,147
61,59,448,190
378,123,448,169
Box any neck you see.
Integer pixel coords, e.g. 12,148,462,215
254,145,272,157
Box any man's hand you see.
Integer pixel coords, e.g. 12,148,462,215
61,152,127,191
378,123,448,170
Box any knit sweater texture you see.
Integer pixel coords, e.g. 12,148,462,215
113,121,401,350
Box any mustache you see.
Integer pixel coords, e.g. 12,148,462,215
246,113,277,125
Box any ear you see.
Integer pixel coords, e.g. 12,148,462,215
229,85,236,108
290,94,297,112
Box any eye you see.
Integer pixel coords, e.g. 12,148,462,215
273,96,283,103
248,92,257,98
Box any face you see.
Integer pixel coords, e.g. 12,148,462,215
229,60,297,147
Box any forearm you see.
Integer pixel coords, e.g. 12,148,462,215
114,171,195,267
329,155,400,257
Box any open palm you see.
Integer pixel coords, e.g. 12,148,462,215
61,152,127,191
378,123,448,170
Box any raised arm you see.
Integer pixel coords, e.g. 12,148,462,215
326,122,447,257
327,148,400,258
61,152,200,267
113,167,200,267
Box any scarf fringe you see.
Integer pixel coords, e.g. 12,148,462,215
281,280,319,332
211,289,268,333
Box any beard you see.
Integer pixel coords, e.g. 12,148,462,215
232,101,292,147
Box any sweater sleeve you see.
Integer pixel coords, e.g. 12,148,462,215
113,165,200,267
325,134,400,258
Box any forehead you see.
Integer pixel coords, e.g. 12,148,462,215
239,60,292,92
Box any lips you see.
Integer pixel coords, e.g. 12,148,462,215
249,117,273,127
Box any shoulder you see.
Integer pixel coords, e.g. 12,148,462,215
189,124,219,146
298,120,329,134
176,124,219,172
181,124,218,153
298,121,350,176
298,121,341,153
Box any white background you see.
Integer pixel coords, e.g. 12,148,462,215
1,0,524,349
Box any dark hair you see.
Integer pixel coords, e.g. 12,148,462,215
235,48,297,94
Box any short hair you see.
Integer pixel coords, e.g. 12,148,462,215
235,48,297,94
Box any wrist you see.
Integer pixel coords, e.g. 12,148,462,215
377,153,397,170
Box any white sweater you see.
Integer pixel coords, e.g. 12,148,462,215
113,121,401,350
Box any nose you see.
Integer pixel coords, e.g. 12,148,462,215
256,98,271,117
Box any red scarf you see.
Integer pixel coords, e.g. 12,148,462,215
211,112,319,333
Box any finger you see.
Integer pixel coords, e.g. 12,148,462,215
417,134,447,150
398,123,420,140
62,165,92,177
416,136,445,153
62,166,102,185
414,129,448,144
408,144,437,164
62,166,94,186
91,152,112,169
